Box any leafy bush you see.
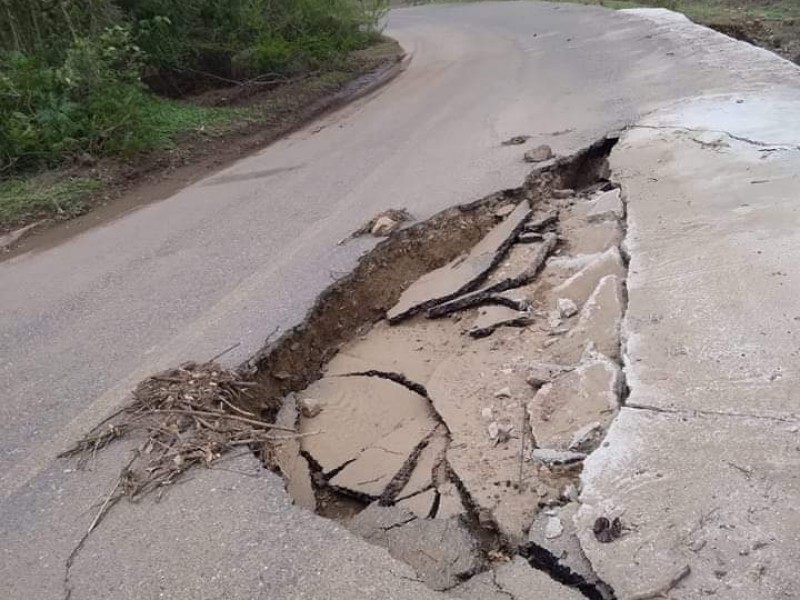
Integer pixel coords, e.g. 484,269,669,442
0,0,386,174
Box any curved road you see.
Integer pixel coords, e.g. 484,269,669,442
1,3,798,598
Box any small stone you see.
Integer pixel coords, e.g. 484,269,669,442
552,188,575,199
531,448,586,466
488,421,500,440
525,362,570,388
557,298,579,318
494,387,512,399
545,516,564,539
481,407,494,420
299,397,322,418
561,483,579,501
371,216,399,236
524,144,554,163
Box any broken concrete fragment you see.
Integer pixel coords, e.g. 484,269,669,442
450,557,587,600
434,482,467,519
557,297,579,318
330,417,433,498
272,394,316,510
348,506,483,591
524,361,572,389
299,376,433,474
524,144,554,163
532,449,586,466
551,246,626,307
298,397,322,418
586,188,624,223
568,421,605,453
388,202,531,323
528,355,621,452
545,516,564,539
469,305,530,338
523,211,558,233
528,503,609,595
487,421,500,440
397,488,437,519
372,216,400,236
395,429,448,500
561,274,625,362
559,218,623,255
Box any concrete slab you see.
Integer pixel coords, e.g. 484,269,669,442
273,395,316,510
388,202,531,322
330,416,434,498
576,99,800,599
578,408,800,599
528,354,621,452
449,557,586,600
348,505,483,591
298,376,433,473
586,188,624,223
551,247,626,310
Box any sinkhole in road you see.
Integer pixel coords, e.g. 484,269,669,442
64,134,628,600
248,134,628,599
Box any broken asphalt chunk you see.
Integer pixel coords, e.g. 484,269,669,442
299,376,434,474
551,246,626,308
348,505,483,591
528,354,621,452
469,305,531,338
387,202,532,323
586,188,624,223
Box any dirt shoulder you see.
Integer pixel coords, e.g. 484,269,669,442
0,40,404,257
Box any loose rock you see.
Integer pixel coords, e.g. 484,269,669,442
299,397,322,418
545,516,564,539
552,188,575,199
524,144,555,163
371,216,400,236
524,362,572,388
557,297,579,318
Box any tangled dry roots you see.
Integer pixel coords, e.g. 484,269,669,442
61,361,288,500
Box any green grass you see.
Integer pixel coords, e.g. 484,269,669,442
135,96,249,150
0,177,103,228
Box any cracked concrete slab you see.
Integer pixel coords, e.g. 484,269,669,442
449,557,586,600
528,503,604,592
553,274,625,362
578,408,800,599
586,188,624,223
576,99,800,599
397,428,448,499
528,354,621,452
330,416,434,498
68,454,452,600
298,376,434,474
469,305,530,338
273,394,316,509
324,319,458,386
551,247,626,310
388,202,532,322
348,505,483,591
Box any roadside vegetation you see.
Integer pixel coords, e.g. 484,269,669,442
0,0,389,232
553,0,800,63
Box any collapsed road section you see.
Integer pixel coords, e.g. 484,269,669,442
255,135,631,598
65,135,638,599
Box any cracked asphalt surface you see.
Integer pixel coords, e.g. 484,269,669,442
1,3,799,598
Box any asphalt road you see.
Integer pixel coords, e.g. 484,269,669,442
1,3,798,598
